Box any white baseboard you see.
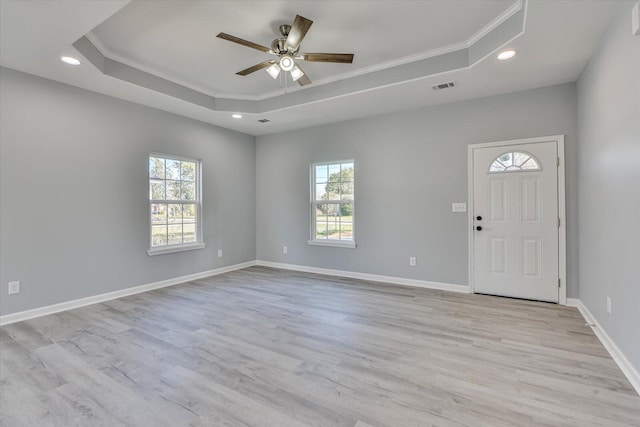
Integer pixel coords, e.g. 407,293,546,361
255,264,639,396
568,298,640,396
1,259,466,326
0,260,256,326
566,297,580,307
255,260,469,294
4,259,635,397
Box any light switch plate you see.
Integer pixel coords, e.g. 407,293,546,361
8,281,20,295
452,202,467,213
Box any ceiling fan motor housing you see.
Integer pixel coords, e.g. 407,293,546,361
272,38,285,54
271,24,300,55
272,38,298,56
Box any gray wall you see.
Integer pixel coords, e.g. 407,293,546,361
256,83,579,295
0,67,256,316
577,1,640,370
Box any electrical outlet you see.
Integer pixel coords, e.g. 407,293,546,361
8,281,20,295
409,257,417,267
217,249,223,258
283,246,288,254
606,296,612,314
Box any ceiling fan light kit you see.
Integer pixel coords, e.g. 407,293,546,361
290,64,305,82
216,14,354,87
279,55,295,71
266,63,281,79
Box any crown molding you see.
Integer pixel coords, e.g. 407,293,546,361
83,0,524,102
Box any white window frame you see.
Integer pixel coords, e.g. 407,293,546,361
147,153,205,256
309,160,356,249
488,150,542,173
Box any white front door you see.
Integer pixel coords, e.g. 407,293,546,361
471,140,559,302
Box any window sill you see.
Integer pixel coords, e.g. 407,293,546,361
147,243,205,256
308,240,356,249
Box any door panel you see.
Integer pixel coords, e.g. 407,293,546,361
490,238,507,274
473,141,559,302
521,237,542,278
521,176,541,223
490,179,508,223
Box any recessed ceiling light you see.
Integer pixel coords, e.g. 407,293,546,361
232,114,243,119
61,56,80,65
497,50,517,60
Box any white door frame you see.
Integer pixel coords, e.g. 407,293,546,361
468,135,567,305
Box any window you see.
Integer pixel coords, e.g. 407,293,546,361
148,154,204,255
309,160,355,248
489,151,541,173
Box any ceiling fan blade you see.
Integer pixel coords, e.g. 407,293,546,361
236,60,275,76
296,72,312,86
285,15,313,51
217,32,272,53
303,53,354,63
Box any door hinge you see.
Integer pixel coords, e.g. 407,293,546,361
558,217,561,227
558,278,561,288
557,157,560,167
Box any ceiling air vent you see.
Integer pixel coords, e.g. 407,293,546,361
258,118,271,123
432,81,456,91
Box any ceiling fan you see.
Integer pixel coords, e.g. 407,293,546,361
217,15,354,86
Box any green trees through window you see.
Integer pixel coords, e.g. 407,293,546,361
312,161,354,243
149,154,200,249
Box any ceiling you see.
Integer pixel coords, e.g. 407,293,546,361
90,0,514,98
0,0,621,136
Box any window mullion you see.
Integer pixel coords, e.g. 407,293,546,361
314,199,342,204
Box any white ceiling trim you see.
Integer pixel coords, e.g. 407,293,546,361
84,0,523,102
221,11,530,119
0,0,620,136
85,31,221,99
75,1,527,116
236,0,525,101
467,0,523,45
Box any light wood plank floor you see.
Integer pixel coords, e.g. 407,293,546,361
1,266,639,426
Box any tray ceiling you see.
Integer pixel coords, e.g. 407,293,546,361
89,0,516,98
0,0,621,135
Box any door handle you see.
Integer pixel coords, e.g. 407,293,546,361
476,226,483,231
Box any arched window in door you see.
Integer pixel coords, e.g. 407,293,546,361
489,151,541,173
